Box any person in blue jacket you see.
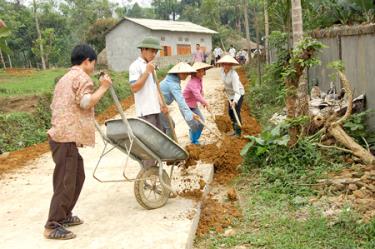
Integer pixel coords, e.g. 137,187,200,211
159,62,202,144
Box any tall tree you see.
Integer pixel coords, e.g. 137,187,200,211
32,0,46,69
243,0,250,42
153,0,180,20
291,0,309,117
264,0,270,64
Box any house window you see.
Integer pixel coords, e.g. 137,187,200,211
200,38,205,42
185,37,189,42
177,44,191,55
178,37,183,41
160,46,172,57
161,36,165,41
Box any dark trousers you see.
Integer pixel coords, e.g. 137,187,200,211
140,113,165,133
228,95,244,125
45,139,85,229
140,113,165,167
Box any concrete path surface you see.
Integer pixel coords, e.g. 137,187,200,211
0,68,225,249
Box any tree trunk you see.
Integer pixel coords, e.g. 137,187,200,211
33,0,46,70
328,125,374,165
4,40,12,68
264,0,270,64
0,48,6,69
243,0,251,54
254,5,262,85
291,0,309,116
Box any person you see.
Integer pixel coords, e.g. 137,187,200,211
159,62,202,144
44,44,112,240
213,46,223,66
217,55,245,137
237,49,248,65
192,43,204,63
228,45,236,58
183,62,213,144
128,37,168,131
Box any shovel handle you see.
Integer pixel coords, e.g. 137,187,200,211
152,71,178,142
197,118,223,141
225,93,242,127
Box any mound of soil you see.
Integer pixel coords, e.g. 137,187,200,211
0,95,40,113
197,195,241,236
4,68,35,76
313,164,375,221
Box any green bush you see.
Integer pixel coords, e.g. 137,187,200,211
241,122,340,197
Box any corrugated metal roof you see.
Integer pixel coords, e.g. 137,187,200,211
107,17,217,35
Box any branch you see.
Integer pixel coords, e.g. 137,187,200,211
315,143,353,154
332,71,353,126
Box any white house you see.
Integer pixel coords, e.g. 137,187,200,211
105,17,217,72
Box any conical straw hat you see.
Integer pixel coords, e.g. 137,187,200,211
192,62,213,71
217,55,239,65
168,62,196,74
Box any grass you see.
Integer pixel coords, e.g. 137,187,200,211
196,175,375,249
0,67,169,98
0,68,66,97
195,63,375,249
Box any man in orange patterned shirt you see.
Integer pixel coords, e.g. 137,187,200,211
44,44,112,240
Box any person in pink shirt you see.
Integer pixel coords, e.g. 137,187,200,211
183,62,212,144
192,44,204,63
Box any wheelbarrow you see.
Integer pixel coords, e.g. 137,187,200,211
94,86,189,210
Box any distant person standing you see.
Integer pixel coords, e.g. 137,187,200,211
228,45,236,58
213,46,223,66
192,43,204,63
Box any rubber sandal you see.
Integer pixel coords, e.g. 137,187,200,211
62,216,84,227
44,225,76,240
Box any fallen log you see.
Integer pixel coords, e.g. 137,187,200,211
325,71,375,165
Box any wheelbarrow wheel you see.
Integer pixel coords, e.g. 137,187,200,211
134,166,171,210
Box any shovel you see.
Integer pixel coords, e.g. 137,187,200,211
224,93,242,128
152,71,179,143
197,118,223,141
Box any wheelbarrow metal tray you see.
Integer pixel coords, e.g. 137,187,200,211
105,118,188,161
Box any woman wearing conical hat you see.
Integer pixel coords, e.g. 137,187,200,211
183,62,213,144
217,55,245,136
159,62,201,142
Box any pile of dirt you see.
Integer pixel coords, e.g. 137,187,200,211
0,95,134,176
186,137,247,184
313,164,375,221
4,68,35,76
178,189,203,200
197,195,241,236
215,115,232,133
0,95,40,113
0,142,50,175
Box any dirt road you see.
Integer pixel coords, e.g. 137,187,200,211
0,68,224,249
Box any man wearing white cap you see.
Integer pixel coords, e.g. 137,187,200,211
159,62,201,142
